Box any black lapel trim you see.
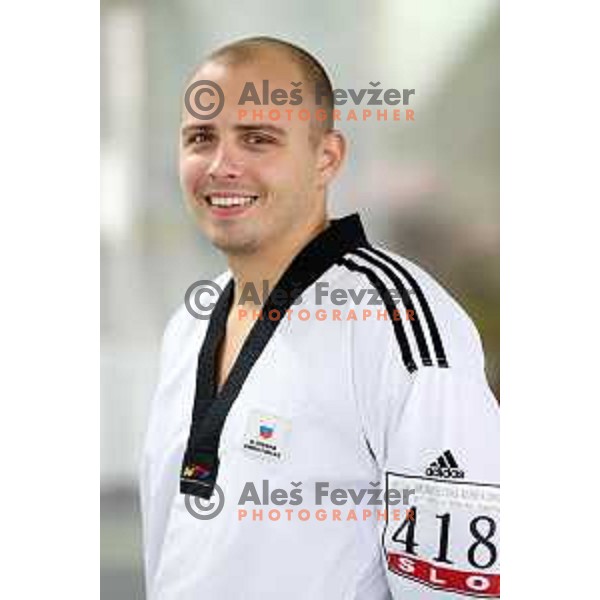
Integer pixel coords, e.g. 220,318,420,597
365,246,449,368
180,214,369,498
338,257,418,374
351,248,433,367
191,279,234,420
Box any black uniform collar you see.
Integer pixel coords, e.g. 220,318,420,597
180,213,369,498
261,213,368,310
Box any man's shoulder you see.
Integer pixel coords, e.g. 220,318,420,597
334,245,484,372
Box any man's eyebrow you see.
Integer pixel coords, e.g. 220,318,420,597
180,124,215,136
179,123,288,137
233,123,287,137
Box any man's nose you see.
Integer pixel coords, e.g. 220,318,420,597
206,142,243,180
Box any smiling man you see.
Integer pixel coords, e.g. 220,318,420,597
140,37,500,600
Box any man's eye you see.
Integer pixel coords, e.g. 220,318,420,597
244,133,275,146
185,132,213,146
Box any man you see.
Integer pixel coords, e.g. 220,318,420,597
140,37,500,599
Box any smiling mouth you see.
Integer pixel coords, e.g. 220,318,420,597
204,194,259,208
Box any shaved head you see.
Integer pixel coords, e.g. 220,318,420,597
193,36,335,138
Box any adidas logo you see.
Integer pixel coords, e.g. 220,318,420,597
425,450,465,479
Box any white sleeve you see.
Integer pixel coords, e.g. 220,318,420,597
138,306,186,595
356,321,500,599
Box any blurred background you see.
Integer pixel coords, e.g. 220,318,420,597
101,0,499,597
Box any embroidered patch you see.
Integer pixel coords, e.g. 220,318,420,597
243,410,292,463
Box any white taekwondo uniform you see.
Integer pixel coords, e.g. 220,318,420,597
140,214,500,599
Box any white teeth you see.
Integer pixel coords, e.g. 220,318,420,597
207,195,257,208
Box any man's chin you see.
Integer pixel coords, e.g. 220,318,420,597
207,230,262,256
194,216,255,254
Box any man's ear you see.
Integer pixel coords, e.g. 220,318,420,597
316,130,347,189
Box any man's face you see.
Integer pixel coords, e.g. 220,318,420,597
179,54,333,256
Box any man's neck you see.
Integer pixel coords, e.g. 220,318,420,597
228,217,329,309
